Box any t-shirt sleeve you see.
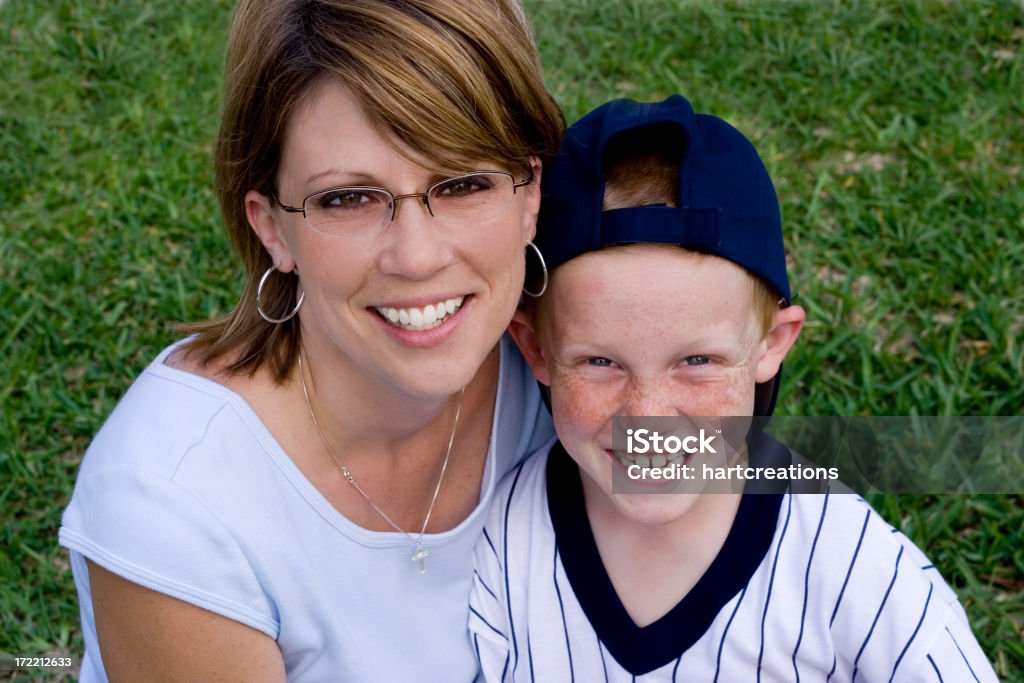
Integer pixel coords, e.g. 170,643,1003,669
59,464,279,638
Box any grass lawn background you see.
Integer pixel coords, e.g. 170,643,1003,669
1,0,1021,679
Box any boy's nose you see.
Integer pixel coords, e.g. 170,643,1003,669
620,376,678,417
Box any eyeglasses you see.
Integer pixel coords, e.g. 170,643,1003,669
273,170,533,237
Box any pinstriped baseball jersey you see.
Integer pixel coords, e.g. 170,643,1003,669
469,442,997,682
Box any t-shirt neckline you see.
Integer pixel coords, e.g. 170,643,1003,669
147,337,510,547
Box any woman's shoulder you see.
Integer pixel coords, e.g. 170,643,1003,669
164,336,264,399
490,333,555,473
82,340,270,477
61,342,290,638
493,334,553,434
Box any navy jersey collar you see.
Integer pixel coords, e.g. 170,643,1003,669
546,435,788,675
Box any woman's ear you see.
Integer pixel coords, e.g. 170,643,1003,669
508,308,551,386
246,189,297,272
755,304,805,383
521,156,543,244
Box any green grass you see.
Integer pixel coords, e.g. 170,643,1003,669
1,0,1022,680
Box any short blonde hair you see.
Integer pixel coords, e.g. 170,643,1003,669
182,0,564,381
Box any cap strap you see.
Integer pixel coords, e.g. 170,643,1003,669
600,206,719,247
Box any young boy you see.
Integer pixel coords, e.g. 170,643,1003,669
468,96,997,681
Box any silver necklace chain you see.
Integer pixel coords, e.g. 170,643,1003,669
297,352,465,574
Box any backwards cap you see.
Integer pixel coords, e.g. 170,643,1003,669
533,94,791,415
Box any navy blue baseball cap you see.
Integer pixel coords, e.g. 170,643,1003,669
533,94,792,415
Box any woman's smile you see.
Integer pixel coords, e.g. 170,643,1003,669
374,295,465,331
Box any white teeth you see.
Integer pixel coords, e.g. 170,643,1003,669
375,296,465,332
651,455,667,468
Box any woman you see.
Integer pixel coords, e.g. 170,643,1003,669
58,0,563,680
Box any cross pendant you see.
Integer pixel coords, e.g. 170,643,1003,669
411,542,429,575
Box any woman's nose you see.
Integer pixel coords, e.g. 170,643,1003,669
376,196,451,279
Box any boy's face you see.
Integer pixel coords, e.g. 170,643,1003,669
512,245,803,526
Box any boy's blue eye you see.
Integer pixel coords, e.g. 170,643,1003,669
586,357,613,367
684,356,710,366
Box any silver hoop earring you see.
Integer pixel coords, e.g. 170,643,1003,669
256,266,305,324
522,240,548,298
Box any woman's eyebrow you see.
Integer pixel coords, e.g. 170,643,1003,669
304,168,378,186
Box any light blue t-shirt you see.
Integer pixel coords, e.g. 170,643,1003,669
59,335,553,682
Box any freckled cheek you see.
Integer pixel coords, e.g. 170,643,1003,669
548,368,621,437
687,371,758,415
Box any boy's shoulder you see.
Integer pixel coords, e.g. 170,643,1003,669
780,490,991,678
774,489,963,630
783,491,945,575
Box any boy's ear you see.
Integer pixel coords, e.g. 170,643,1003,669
755,304,805,383
508,308,551,386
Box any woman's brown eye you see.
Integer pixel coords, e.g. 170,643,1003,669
321,190,370,208
436,175,493,197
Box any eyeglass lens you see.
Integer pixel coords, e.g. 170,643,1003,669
302,172,517,235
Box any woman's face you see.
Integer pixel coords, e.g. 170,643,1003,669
249,81,540,398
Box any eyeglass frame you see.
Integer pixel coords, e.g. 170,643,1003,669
271,169,534,233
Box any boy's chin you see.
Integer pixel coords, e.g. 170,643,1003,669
605,490,705,528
